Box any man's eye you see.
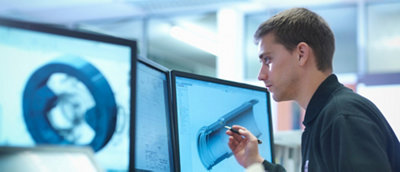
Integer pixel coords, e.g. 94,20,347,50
260,57,271,65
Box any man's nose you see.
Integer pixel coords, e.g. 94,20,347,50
258,65,268,81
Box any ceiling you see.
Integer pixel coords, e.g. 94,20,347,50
0,0,253,76
0,0,377,77
0,0,355,24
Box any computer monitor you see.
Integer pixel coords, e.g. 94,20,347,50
0,18,136,171
135,57,174,171
171,70,274,172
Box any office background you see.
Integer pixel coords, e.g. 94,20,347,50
1,0,399,140
1,0,399,171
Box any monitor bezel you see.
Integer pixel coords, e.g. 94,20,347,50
136,57,175,171
0,17,137,172
170,70,275,171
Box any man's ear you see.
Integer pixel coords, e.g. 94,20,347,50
296,42,310,66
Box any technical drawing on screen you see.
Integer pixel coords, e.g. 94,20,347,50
171,70,274,172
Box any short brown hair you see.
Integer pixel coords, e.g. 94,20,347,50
254,8,335,72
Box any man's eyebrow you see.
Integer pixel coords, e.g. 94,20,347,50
259,52,271,59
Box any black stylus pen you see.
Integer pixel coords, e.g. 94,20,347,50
225,126,262,144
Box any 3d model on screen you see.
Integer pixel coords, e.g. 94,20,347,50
22,56,117,151
197,99,262,170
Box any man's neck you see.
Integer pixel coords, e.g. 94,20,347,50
296,71,331,110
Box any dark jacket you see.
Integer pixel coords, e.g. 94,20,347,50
263,74,400,172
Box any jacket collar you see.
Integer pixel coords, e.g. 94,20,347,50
302,74,342,127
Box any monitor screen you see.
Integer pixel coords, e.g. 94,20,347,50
0,18,136,171
171,70,274,172
135,58,174,171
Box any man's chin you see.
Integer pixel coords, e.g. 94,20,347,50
272,93,287,102
272,94,280,101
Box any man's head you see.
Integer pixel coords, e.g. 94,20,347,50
254,7,335,72
255,8,335,103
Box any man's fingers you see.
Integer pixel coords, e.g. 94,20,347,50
228,137,237,149
231,125,258,143
231,131,244,141
231,125,253,138
235,136,248,152
229,136,248,154
232,125,246,131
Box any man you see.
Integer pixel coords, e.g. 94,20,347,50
226,7,400,172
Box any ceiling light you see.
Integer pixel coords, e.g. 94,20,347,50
170,26,218,56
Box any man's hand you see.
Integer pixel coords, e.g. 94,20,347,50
226,125,264,168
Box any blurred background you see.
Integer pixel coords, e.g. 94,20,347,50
1,0,399,171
